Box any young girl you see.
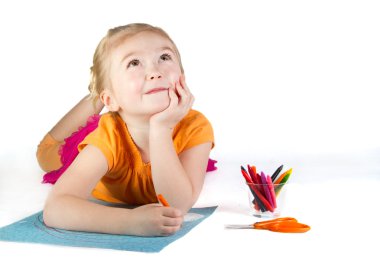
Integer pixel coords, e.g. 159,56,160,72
36,23,214,236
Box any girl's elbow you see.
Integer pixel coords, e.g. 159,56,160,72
173,196,193,215
180,193,199,214
42,203,55,228
43,196,60,228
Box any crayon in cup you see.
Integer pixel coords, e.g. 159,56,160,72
243,165,291,218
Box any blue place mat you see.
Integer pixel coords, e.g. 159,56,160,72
0,206,217,252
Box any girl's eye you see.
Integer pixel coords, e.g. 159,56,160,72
160,53,172,61
127,59,140,68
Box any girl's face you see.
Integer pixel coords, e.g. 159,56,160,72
106,31,182,119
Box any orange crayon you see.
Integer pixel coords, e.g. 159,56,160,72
157,194,170,207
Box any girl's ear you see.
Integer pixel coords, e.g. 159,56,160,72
100,89,120,112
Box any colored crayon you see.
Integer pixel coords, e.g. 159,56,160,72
271,165,284,182
275,173,291,196
241,167,266,211
249,185,267,212
250,165,262,188
274,168,292,184
249,181,274,212
266,174,277,208
241,166,253,183
247,165,258,184
261,171,274,209
157,194,170,207
255,172,266,197
279,173,291,184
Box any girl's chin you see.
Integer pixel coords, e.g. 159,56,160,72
147,100,170,114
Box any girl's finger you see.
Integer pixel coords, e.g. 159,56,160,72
176,83,191,108
159,225,182,236
179,74,190,93
176,81,187,99
173,82,180,97
162,206,183,218
162,215,183,227
168,87,179,107
189,94,195,108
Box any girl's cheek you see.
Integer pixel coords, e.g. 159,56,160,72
169,70,181,85
165,63,181,79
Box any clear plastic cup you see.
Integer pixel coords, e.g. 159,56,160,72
247,182,288,218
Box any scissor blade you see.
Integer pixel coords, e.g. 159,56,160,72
225,224,253,229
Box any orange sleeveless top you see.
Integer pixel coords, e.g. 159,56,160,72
78,109,214,205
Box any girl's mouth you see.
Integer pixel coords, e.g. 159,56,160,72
145,87,168,95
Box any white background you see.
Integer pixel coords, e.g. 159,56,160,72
0,0,379,157
0,1,379,260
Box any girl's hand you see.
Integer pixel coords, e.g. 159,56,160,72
129,204,183,236
150,75,194,130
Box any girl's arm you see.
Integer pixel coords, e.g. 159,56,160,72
43,144,183,236
149,76,212,213
150,130,212,213
49,94,104,141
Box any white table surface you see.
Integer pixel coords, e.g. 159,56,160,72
1,148,379,261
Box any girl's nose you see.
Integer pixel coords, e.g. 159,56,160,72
149,73,162,80
147,65,162,80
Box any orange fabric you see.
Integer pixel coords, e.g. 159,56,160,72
78,109,214,205
36,133,63,172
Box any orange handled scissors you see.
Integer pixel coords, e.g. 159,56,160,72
225,217,310,233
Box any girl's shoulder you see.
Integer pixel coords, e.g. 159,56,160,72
176,109,212,130
99,112,122,124
173,109,214,149
86,112,130,150
97,112,126,133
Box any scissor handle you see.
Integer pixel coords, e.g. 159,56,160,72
254,217,310,233
267,221,310,233
254,217,297,228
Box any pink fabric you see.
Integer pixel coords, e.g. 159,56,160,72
42,114,100,184
43,114,217,184
206,158,218,172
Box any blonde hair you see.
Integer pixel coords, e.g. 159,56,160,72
88,23,184,104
